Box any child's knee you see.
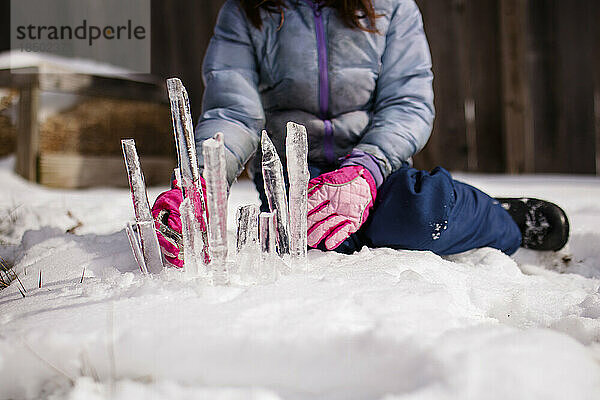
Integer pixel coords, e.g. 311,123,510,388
368,205,452,250
367,167,456,251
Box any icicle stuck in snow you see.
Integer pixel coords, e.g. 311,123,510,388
260,211,276,255
125,222,148,274
203,132,229,285
236,204,260,283
166,77,210,267
259,211,278,283
175,168,201,275
179,198,203,276
121,139,164,274
236,204,260,253
261,131,290,256
285,122,309,269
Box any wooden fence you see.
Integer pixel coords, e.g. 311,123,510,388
413,0,600,174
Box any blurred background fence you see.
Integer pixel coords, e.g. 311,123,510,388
1,0,599,178
414,0,600,175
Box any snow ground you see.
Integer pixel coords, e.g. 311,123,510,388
1,155,600,399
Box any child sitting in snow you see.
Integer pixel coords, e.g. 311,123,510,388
152,0,569,268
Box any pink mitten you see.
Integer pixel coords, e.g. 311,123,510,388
151,178,207,268
152,185,184,268
307,166,377,250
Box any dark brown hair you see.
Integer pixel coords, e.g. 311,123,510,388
240,0,381,33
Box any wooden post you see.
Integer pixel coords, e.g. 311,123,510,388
499,0,535,173
454,0,478,171
15,81,40,182
464,97,478,171
413,0,469,172
594,2,600,175
595,26,600,175
595,90,600,175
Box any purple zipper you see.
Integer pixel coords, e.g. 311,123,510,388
303,0,335,164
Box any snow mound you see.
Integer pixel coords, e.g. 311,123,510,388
1,158,600,399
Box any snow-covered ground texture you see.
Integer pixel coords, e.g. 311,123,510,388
1,155,600,400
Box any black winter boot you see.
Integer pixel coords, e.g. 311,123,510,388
496,198,569,251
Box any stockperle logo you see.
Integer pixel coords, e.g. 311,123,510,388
15,20,147,47
11,0,150,73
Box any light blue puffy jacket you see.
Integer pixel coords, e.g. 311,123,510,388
195,0,434,185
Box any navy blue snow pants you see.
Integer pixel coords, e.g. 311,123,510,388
254,165,522,256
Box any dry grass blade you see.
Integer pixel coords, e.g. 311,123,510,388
0,257,27,296
14,273,27,293
0,256,10,273
0,204,22,246
0,256,16,290
66,211,84,234
79,351,100,382
21,339,75,385
0,270,8,284
8,268,27,293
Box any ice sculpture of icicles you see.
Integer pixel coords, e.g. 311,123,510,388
203,132,229,285
236,204,260,283
121,139,163,274
166,78,210,271
261,131,290,256
285,122,309,270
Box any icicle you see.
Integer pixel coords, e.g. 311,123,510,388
174,168,199,276
166,78,200,191
259,211,278,283
166,77,210,267
203,132,229,285
179,198,203,276
236,204,260,283
125,222,148,274
121,139,164,274
260,211,276,255
236,204,260,253
261,131,290,256
285,122,309,270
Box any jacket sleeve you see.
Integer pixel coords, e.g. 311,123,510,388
195,0,265,185
355,0,435,178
